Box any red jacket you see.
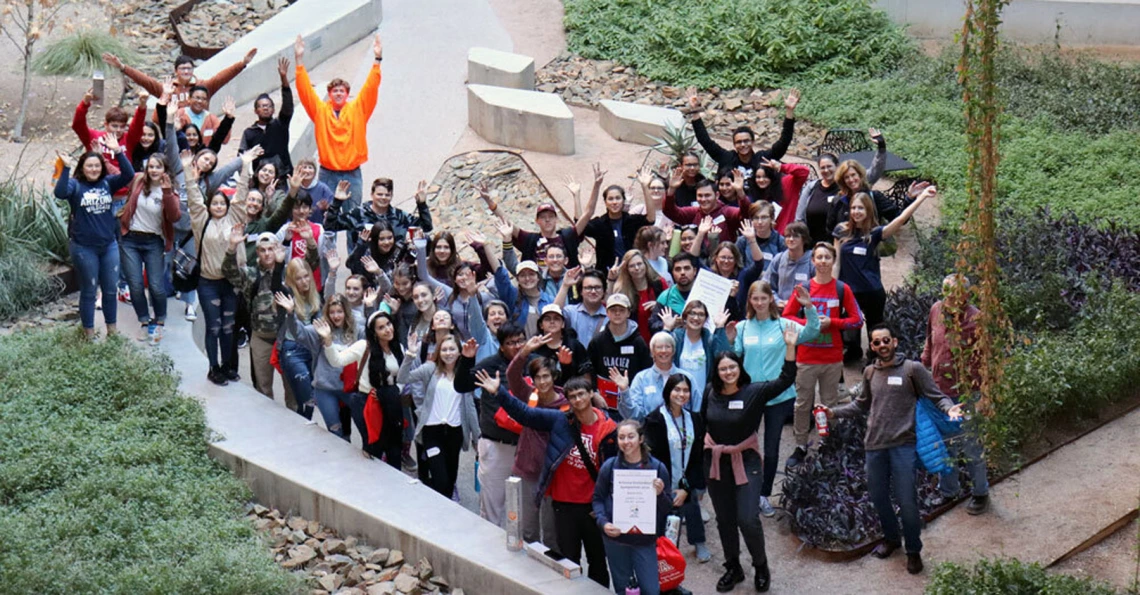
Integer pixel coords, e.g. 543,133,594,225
921,300,981,399
72,100,146,178
662,191,746,242
119,174,182,251
773,163,810,234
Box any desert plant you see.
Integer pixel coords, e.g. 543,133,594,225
0,181,70,263
0,245,64,320
32,29,138,76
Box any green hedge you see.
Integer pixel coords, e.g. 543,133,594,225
927,558,1122,595
0,329,301,594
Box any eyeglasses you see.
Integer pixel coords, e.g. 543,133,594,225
582,285,604,292
870,339,893,346
685,311,707,319
504,338,526,347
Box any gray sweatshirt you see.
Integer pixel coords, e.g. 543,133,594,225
764,249,815,302
288,312,362,392
832,355,955,451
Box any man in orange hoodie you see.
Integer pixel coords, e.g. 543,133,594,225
294,32,383,247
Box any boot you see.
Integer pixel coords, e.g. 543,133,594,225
754,561,771,592
716,562,745,592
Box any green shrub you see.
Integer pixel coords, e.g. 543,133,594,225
0,246,64,321
927,558,1121,595
0,329,301,594
563,0,913,88
32,30,140,76
0,181,70,263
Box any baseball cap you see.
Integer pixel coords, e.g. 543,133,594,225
536,203,557,216
256,232,278,246
539,304,563,319
517,260,540,275
606,293,631,310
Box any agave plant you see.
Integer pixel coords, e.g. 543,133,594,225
33,30,141,106
0,182,70,263
645,120,717,178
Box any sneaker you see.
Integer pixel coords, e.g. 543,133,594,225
224,367,240,382
695,543,712,563
401,449,418,473
966,494,989,515
715,564,745,592
758,496,776,518
906,552,924,574
237,329,249,349
207,367,229,386
150,325,163,345
138,323,152,342
871,540,900,559
786,446,807,469
118,286,131,304
185,304,198,321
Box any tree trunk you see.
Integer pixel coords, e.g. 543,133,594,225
12,47,32,141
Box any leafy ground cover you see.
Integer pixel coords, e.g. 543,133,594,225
927,558,1124,595
0,328,301,594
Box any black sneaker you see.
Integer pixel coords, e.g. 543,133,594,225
871,540,900,559
715,564,745,592
207,367,229,386
237,330,249,350
785,447,807,469
754,562,771,592
224,367,240,382
966,494,989,515
906,552,924,574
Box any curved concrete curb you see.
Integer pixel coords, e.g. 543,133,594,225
467,84,574,154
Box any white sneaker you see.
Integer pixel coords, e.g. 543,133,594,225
185,304,197,321
150,325,163,345
758,496,776,517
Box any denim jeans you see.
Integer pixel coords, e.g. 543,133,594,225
119,232,168,324
866,445,923,553
314,387,353,438
197,277,236,370
279,339,314,417
939,422,990,497
603,538,659,595
674,494,706,546
71,240,119,329
319,166,362,250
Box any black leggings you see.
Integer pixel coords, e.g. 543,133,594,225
758,398,795,497
846,288,887,360
418,424,464,497
349,387,404,468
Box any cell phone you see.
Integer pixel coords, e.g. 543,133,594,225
543,549,565,562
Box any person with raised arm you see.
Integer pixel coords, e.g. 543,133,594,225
325,177,433,248
294,33,383,224
240,57,295,177
578,164,658,270
103,48,256,120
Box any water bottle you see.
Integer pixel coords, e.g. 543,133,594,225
664,514,681,546
626,572,640,595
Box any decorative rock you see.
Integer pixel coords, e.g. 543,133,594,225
393,574,421,595
598,99,685,146
367,583,397,595
323,538,347,556
468,47,536,90
317,574,342,592
467,84,575,155
415,558,433,580
386,550,404,568
368,548,390,565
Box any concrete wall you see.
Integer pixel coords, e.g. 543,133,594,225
195,0,384,109
876,0,1140,46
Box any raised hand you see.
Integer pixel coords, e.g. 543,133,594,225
160,173,172,189
668,166,684,190
698,216,713,236
228,222,246,250
557,345,573,366
948,404,964,421
293,221,314,242
137,89,150,108
608,367,630,392
784,88,801,114
382,294,400,312
685,86,701,114
783,324,799,346
731,169,745,194
592,162,606,187
361,254,380,275
523,334,548,354
739,220,756,241
101,133,122,154
334,180,351,202
636,165,654,188
562,175,581,198
274,292,295,313
325,249,340,271
222,96,236,119
729,280,739,298
713,308,730,329
363,287,379,308
473,369,501,394
160,78,176,104
562,265,582,288
433,286,446,303
277,56,290,80
464,229,487,246
372,34,383,60
907,180,932,199
358,225,372,243
294,35,305,61
658,308,678,331
415,180,427,204
759,157,781,171
607,263,620,282
406,330,422,356
264,177,278,198
495,215,514,241
274,242,286,263
56,150,77,169
241,145,264,165
243,48,258,66
461,337,479,359
793,284,812,308
868,127,883,144
102,52,123,70
313,317,332,342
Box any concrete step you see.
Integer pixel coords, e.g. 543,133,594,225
598,99,685,146
468,47,536,90
467,84,575,155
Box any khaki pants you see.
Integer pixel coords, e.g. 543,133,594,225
793,361,844,446
249,333,277,399
477,438,518,527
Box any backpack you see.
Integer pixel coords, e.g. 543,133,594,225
796,279,847,318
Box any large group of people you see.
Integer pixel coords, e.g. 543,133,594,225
53,34,991,594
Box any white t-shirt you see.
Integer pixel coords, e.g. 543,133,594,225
426,376,463,427
678,336,707,398
129,186,165,235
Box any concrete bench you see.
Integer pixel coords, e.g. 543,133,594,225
598,99,685,146
199,0,384,109
467,84,574,155
468,47,535,90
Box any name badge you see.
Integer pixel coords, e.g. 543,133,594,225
728,400,744,410
827,299,840,308
203,128,215,136
853,246,868,256
887,376,903,386
425,447,442,457
795,273,808,281
762,252,773,260
621,346,634,355
712,215,725,225
614,229,620,237
744,336,759,346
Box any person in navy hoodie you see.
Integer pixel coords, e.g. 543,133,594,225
55,136,135,338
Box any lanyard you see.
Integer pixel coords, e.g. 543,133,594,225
667,406,689,473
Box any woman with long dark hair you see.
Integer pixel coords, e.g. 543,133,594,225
702,332,798,593
54,136,135,338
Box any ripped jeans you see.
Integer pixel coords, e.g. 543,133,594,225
279,339,315,418
71,240,120,329
197,277,235,370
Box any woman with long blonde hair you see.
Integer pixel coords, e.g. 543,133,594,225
275,257,321,417
610,249,667,344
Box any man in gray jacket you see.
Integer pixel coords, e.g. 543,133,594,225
823,323,962,575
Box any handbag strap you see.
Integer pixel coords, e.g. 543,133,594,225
571,420,599,482
195,218,210,261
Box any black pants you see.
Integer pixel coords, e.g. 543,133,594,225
759,398,795,496
418,424,464,497
228,294,250,374
349,388,403,468
706,452,767,571
551,500,609,588
845,288,887,361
